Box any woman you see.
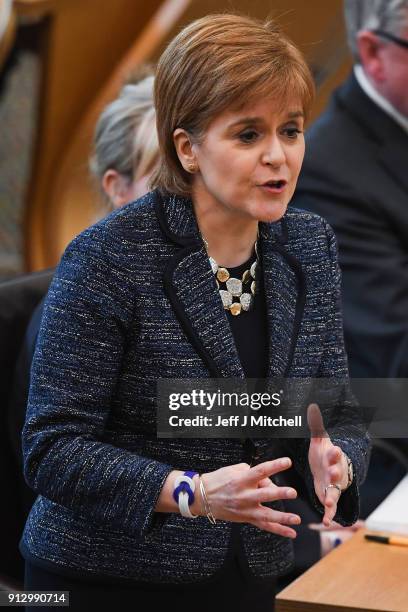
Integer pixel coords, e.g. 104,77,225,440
89,70,158,212
21,14,370,611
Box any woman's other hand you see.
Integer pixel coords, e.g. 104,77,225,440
198,458,300,538
307,403,349,527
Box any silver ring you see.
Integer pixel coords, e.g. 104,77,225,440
324,483,342,497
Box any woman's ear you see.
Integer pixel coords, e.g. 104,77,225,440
173,128,198,173
102,169,132,209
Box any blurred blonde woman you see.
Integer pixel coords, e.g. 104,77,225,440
90,72,159,211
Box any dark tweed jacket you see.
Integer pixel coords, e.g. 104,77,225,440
20,190,370,585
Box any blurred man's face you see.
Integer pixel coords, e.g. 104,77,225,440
377,24,408,117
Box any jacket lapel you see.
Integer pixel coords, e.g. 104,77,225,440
260,219,306,378
155,191,244,378
155,191,306,379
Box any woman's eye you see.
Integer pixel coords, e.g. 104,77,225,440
283,127,302,139
238,130,259,144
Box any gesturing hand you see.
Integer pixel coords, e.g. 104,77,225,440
307,403,349,527
200,458,301,538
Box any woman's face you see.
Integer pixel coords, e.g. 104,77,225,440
190,98,305,223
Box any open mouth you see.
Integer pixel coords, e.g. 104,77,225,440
261,180,287,189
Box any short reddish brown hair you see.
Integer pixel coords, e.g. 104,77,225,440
151,13,315,197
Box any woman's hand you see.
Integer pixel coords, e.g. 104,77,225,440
307,403,349,527
309,519,365,557
197,458,301,538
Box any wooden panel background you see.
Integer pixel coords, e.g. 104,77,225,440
16,0,351,270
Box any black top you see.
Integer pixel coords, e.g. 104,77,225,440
223,253,269,379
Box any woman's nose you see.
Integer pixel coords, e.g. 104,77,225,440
261,137,286,167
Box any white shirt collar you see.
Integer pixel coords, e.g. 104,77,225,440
354,64,408,135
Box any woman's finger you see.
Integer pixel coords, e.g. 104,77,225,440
252,506,301,527
253,520,297,538
242,457,292,486
327,445,342,465
322,487,341,525
245,486,297,505
323,505,337,526
326,446,348,488
329,466,340,481
352,520,366,530
257,477,273,488
307,403,326,439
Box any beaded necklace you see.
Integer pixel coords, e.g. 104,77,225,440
202,234,260,316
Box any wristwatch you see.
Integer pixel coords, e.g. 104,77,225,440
343,452,354,490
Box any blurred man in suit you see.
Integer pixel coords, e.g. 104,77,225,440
293,0,408,380
291,0,408,518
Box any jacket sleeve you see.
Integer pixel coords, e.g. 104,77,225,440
284,219,371,526
22,225,174,539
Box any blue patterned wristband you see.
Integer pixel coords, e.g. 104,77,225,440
172,471,198,506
